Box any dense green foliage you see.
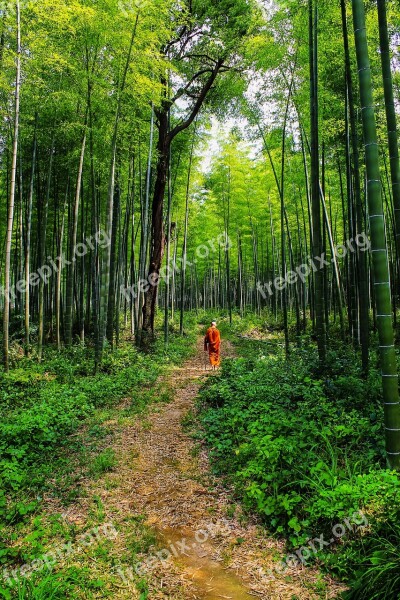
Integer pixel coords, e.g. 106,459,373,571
198,319,400,595
0,322,196,573
1,0,400,595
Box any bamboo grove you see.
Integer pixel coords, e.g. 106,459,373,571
1,1,400,462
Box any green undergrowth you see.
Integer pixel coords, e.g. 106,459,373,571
0,317,197,598
197,314,400,598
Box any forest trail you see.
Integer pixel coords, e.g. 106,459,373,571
66,334,342,599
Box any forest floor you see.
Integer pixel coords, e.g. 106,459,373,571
56,331,344,599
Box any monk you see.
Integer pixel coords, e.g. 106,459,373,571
204,321,221,370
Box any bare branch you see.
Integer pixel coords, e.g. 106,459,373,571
168,58,224,143
182,53,219,64
170,68,215,103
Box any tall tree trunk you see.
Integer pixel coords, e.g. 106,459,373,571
37,134,55,362
99,17,138,357
142,106,169,336
17,159,23,318
320,184,345,339
24,115,37,356
3,0,21,372
225,169,233,326
179,127,196,335
352,0,400,469
56,182,68,350
377,0,400,275
106,172,121,345
341,0,369,372
65,124,86,346
309,0,327,365
164,119,173,344
142,59,223,337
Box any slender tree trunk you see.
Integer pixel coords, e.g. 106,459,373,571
225,168,232,326
180,128,196,335
377,0,400,273
56,182,68,350
3,1,21,371
130,157,138,337
115,188,124,347
320,184,345,339
106,172,121,345
341,0,369,371
309,0,326,365
272,206,278,320
65,124,86,346
171,226,178,321
24,115,37,356
37,134,55,362
136,111,154,339
300,126,315,328
17,160,23,318
164,119,173,344
99,17,138,356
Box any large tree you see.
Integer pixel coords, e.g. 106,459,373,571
141,0,259,336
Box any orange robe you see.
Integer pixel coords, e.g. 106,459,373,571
204,326,221,367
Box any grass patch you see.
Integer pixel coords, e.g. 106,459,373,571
196,313,400,598
0,317,198,598
89,449,117,478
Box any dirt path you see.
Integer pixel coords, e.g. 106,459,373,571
65,336,343,599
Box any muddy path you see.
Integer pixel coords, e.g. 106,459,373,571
64,335,343,599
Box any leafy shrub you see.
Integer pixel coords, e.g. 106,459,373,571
342,523,400,599
89,449,117,477
198,343,400,581
0,329,196,524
